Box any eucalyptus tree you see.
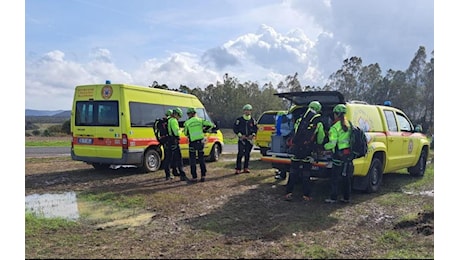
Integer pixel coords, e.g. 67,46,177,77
381,69,408,110
419,51,434,133
324,57,362,101
405,46,428,120
358,63,382,103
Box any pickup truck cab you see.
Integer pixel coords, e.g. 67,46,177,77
261,91,430,193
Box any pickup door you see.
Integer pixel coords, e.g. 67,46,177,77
382,109,419,171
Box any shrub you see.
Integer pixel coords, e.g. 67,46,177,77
26,121,39,130
47,124,62,133
42,129,51,137
61,120,71,134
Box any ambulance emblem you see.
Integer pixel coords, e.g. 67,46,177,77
101,85,113,99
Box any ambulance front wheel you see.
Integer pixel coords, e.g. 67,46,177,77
207,143,221,162
141,148,161,172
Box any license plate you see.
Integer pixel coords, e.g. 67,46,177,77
311,166,319,171
78,138,93,144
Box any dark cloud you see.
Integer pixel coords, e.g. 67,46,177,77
201,47,240,69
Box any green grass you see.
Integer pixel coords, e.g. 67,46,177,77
79,192,146,209
26,140,71,147
25,212,78,236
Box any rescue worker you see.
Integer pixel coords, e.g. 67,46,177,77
168,107,188,181
233,104,258,174
183,107,215,183
324,104,353,203
285,101,325,202
161,109,177,180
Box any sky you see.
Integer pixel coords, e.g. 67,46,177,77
23,0,434,111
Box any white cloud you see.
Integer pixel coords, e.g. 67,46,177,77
25,49,132,110
25,0,433,110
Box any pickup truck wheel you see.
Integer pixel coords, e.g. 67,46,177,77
366,158,383,193
409,149,427,177
141,148,161,172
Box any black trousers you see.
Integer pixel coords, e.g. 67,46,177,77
169,142,186,178
236,140,253,170
328,161,352,201
163,144,173,178
286,160,311,197
188,140,206,179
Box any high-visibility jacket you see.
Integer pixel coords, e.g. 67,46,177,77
167,117,181,138
184,116,214,142
324,119,351,153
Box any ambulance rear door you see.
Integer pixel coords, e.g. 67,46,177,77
72,84,123,159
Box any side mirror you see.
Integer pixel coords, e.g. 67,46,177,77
415,124,423,133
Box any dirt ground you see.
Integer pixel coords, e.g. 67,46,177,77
25,151,434,259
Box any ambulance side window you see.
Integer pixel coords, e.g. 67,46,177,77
129,102,164,127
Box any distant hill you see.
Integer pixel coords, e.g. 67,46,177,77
25,110,71,124
25,109,70,117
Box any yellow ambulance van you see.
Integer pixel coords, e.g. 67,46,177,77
70,81,224,172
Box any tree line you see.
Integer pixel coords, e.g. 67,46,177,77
27,46,433,137
153,46,433,135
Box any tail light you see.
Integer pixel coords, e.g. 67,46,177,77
122,134,128,149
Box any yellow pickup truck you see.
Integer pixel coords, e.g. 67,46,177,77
261,91,430,193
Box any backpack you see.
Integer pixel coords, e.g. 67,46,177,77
349,121,368,159
290,111,320,158
153,117,169,145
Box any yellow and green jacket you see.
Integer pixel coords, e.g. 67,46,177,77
184,116,214,142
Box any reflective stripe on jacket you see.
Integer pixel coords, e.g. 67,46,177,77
324,119,351,152
184,116,214,142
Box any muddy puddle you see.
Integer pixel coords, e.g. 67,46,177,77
25,192,153,229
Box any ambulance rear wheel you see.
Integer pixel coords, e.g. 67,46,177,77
142,149,161,172
92,163,110,170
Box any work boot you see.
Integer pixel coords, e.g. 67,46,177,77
243,168,250,173
188,178,198,184
234,169,241,175
303,195,313,201
284,193,293,201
